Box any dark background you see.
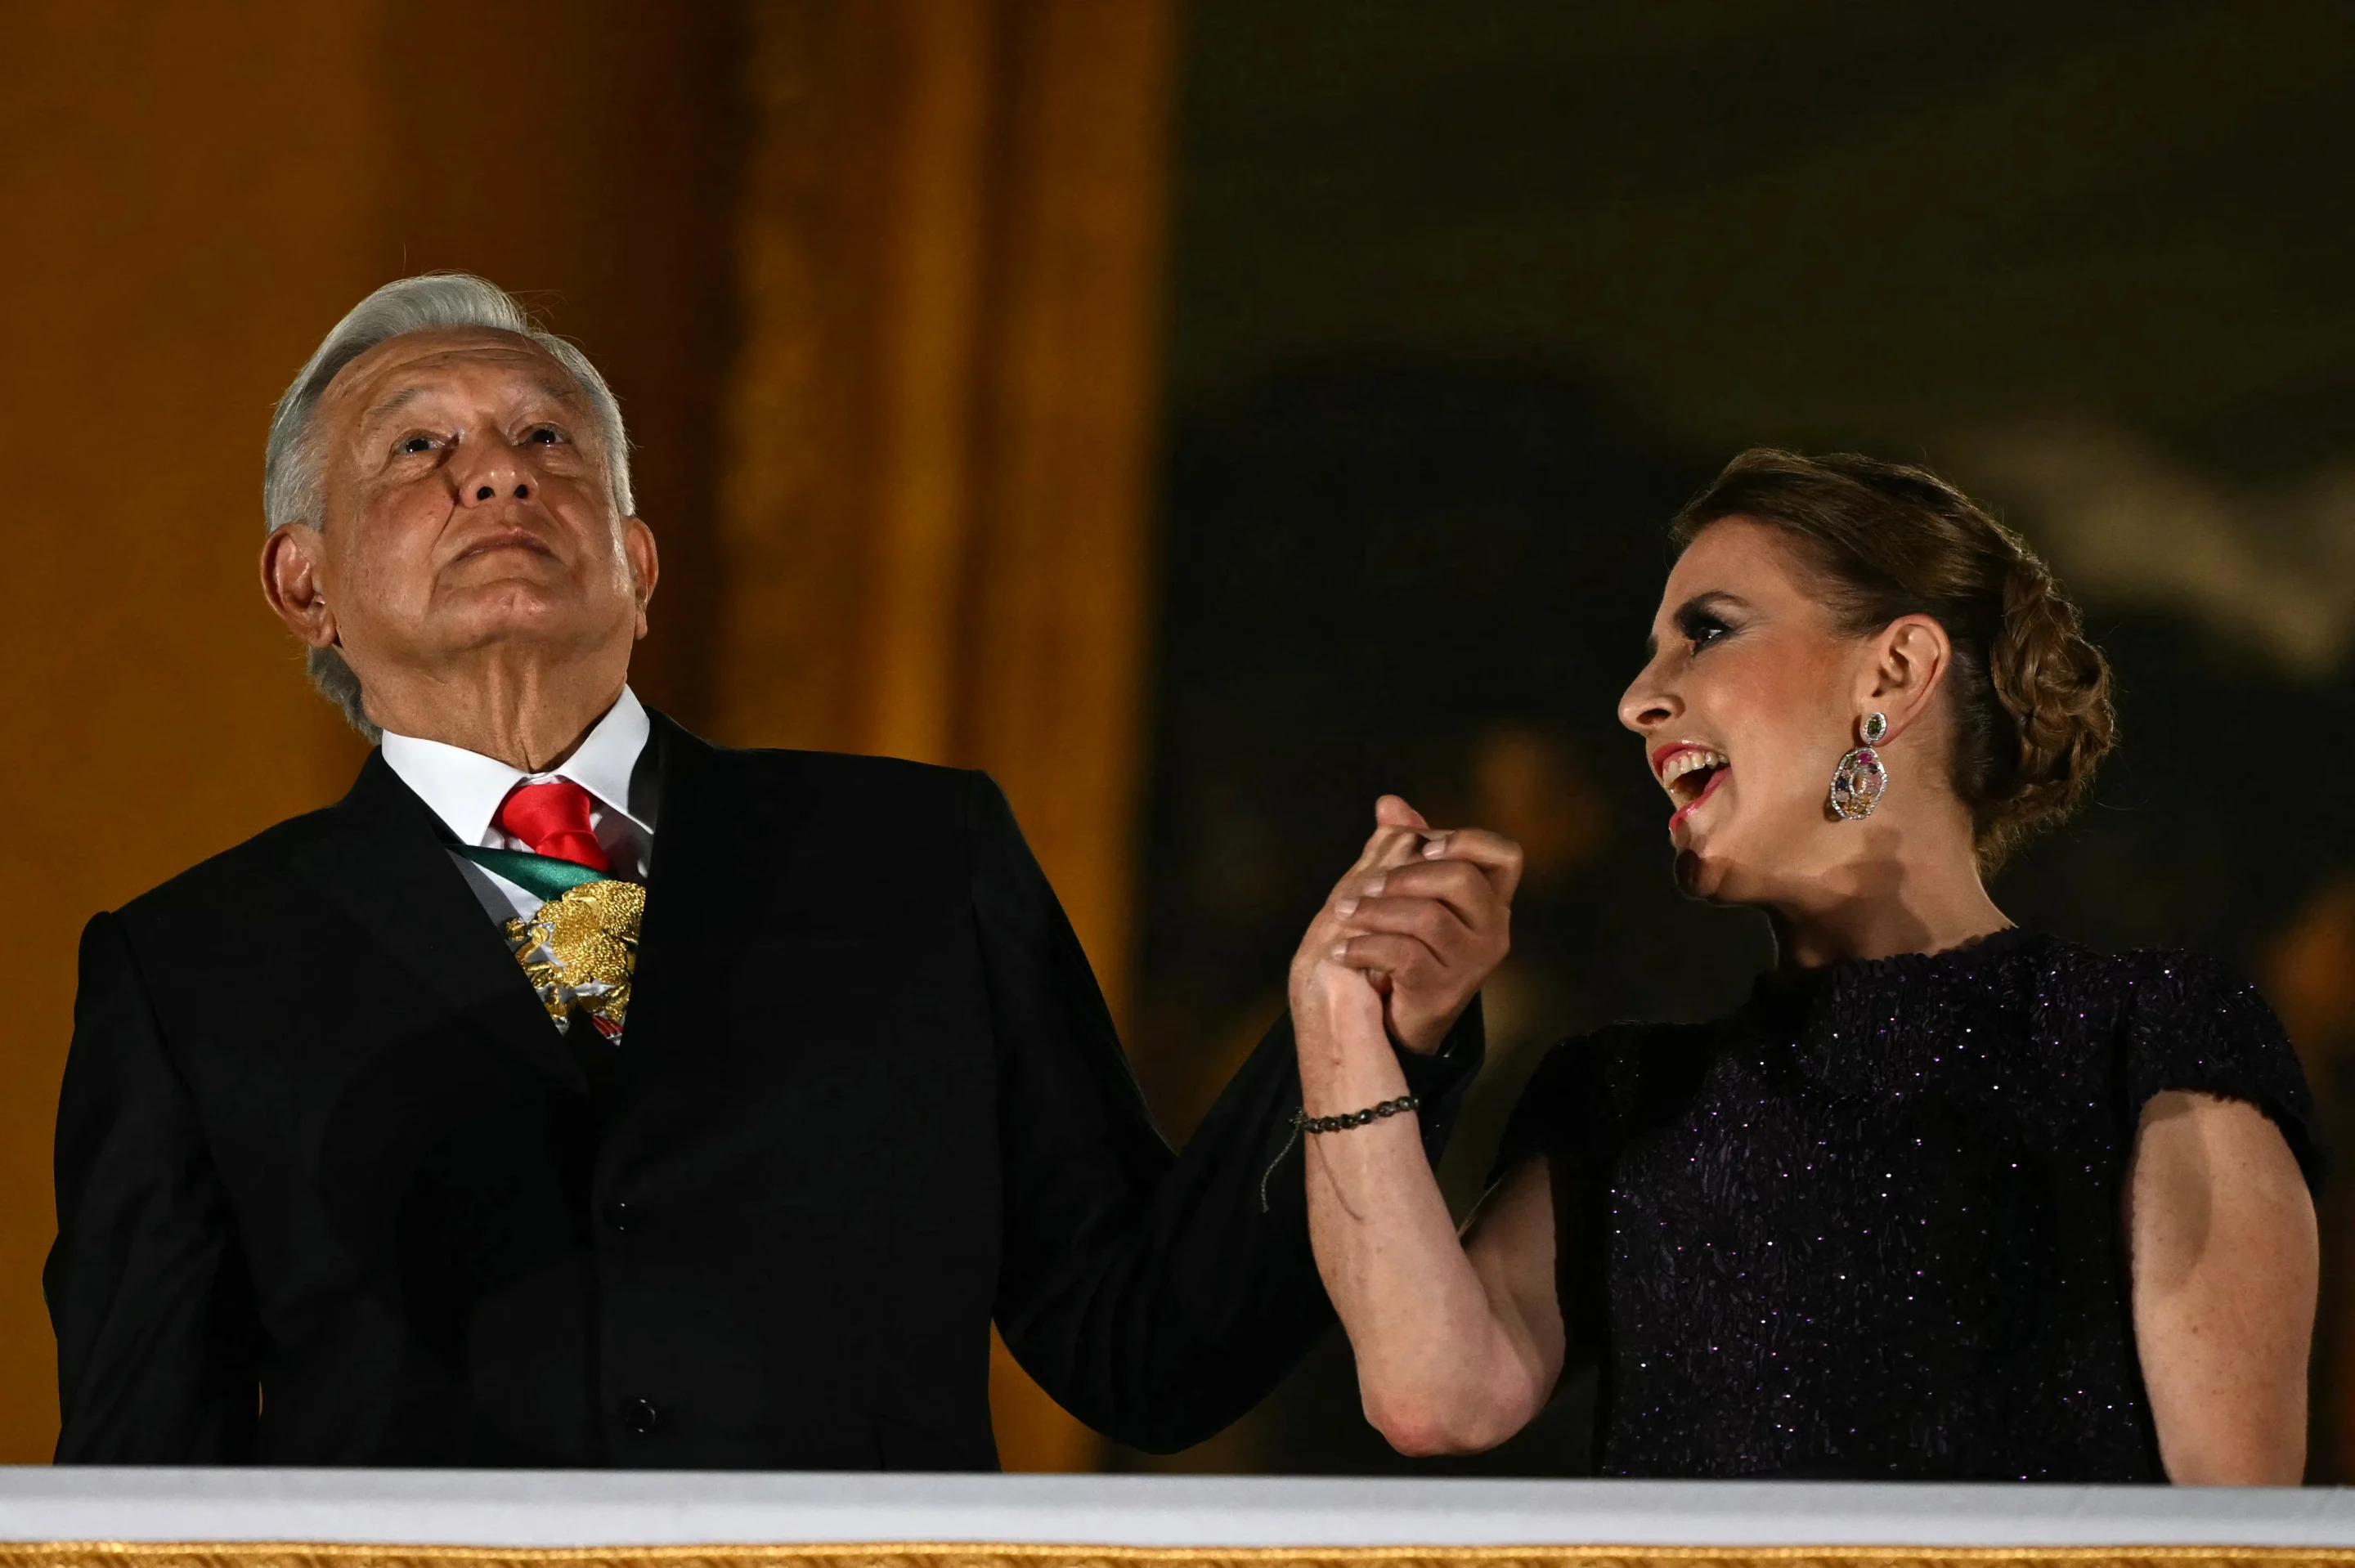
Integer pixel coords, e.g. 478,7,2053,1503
1122,0,2355,1476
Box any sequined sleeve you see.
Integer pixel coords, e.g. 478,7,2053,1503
2120,950,2327,1187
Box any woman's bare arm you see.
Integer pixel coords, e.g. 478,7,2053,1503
2128,1090,2317,1484
1295,959,1565,1452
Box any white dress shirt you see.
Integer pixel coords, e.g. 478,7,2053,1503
379,688,657,925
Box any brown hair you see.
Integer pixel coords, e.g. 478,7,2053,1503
1670,448,2115,869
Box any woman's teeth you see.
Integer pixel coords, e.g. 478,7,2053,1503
1660,748,1729,803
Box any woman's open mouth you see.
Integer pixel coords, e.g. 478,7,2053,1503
1657,746,1729,831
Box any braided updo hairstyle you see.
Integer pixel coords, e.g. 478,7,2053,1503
1668,448,2115,869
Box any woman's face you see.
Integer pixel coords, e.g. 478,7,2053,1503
1618,517,1881,905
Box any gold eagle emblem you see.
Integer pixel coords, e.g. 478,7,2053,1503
500,878,645,1035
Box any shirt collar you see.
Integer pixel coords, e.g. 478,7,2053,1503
379,688,653,848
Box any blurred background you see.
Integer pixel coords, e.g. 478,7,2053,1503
5,0,2355,1477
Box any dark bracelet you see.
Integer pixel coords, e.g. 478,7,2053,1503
1295,1094,1420,1135
1258,1094,1425,1213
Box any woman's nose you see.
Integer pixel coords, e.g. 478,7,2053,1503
1619,661,1679,733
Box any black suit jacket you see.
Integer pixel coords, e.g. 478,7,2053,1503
47,715,1478,1467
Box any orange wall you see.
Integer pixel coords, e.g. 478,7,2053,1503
0,2,387,1464
0,1,1168,1466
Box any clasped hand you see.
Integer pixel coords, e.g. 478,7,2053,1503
1288,794,1523,1061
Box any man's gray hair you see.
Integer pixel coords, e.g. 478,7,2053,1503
262,273,635,738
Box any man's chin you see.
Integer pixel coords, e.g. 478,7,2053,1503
432,580,605,637
438,557,572,597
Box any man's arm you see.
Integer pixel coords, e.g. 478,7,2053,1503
47,913,260,1462
968,776,1487,1454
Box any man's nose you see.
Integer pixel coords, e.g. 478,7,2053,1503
452,445,533,507
457,477,532,505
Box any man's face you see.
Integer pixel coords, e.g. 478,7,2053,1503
267,327,655,701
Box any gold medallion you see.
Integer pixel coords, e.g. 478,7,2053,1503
500,878,645,1034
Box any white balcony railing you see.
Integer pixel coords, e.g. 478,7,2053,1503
0,1469,2349,1551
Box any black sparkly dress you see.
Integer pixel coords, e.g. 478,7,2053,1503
1496,930,2323,1481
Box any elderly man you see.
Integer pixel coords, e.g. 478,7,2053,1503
45,274,1510,1467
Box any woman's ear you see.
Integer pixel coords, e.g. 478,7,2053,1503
1859,613,1952,743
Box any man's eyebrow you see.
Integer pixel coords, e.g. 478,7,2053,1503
362,385,434,427
361,376,585,429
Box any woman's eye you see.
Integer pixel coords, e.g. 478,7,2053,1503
525,426,562,446
1687,621,1729,652
398,435,436,455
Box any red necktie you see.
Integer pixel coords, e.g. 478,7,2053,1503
495,779,611,873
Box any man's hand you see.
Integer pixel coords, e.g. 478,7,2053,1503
1291,795,1522,1055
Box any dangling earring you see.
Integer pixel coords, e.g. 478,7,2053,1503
1828,711,1889,821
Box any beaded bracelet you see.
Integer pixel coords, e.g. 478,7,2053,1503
1258,1093,1423,1212
1294,1094,1420,1135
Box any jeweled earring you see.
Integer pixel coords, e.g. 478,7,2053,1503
1828,711,1889,821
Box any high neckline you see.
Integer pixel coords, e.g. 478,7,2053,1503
1752,925,2045,1008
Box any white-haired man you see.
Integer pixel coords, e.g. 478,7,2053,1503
44,275,1513,1466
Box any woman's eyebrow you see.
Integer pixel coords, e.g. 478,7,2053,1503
1646,590,1749,656
1677,590,1747,620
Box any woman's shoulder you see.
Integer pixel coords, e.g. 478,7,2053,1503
1490,1018,1722,1181
2034,937,2325,1184
1536,1016,1725,1098
2030,937,2287,1045
1881,929,2281,1045
2032,933,2252,990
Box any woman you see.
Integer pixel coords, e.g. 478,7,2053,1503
1294,449,2321,1483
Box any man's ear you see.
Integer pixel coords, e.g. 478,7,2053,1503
622,517,659,641
261,525,339,650
1859,613,1952,743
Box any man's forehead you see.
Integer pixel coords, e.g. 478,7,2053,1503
325,328,584,421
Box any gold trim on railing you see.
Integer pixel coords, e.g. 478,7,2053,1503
2,1543,2354,1568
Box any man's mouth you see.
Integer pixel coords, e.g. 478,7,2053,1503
452,528,557,565
1655,744,1730,831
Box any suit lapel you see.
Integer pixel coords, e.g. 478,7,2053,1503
620,714,805,1063
294,750,588,1095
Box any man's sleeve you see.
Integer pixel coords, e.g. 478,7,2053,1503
46,912,260,1462
967,773,1481,1454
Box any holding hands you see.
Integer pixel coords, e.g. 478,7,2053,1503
1285,800,1559,1456
1290,794,1523,1063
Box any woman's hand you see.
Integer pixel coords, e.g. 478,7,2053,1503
1292,795,1523,1055
1285,799,1559,1458
1289,804,1430,1114
1289,801,1430,1010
